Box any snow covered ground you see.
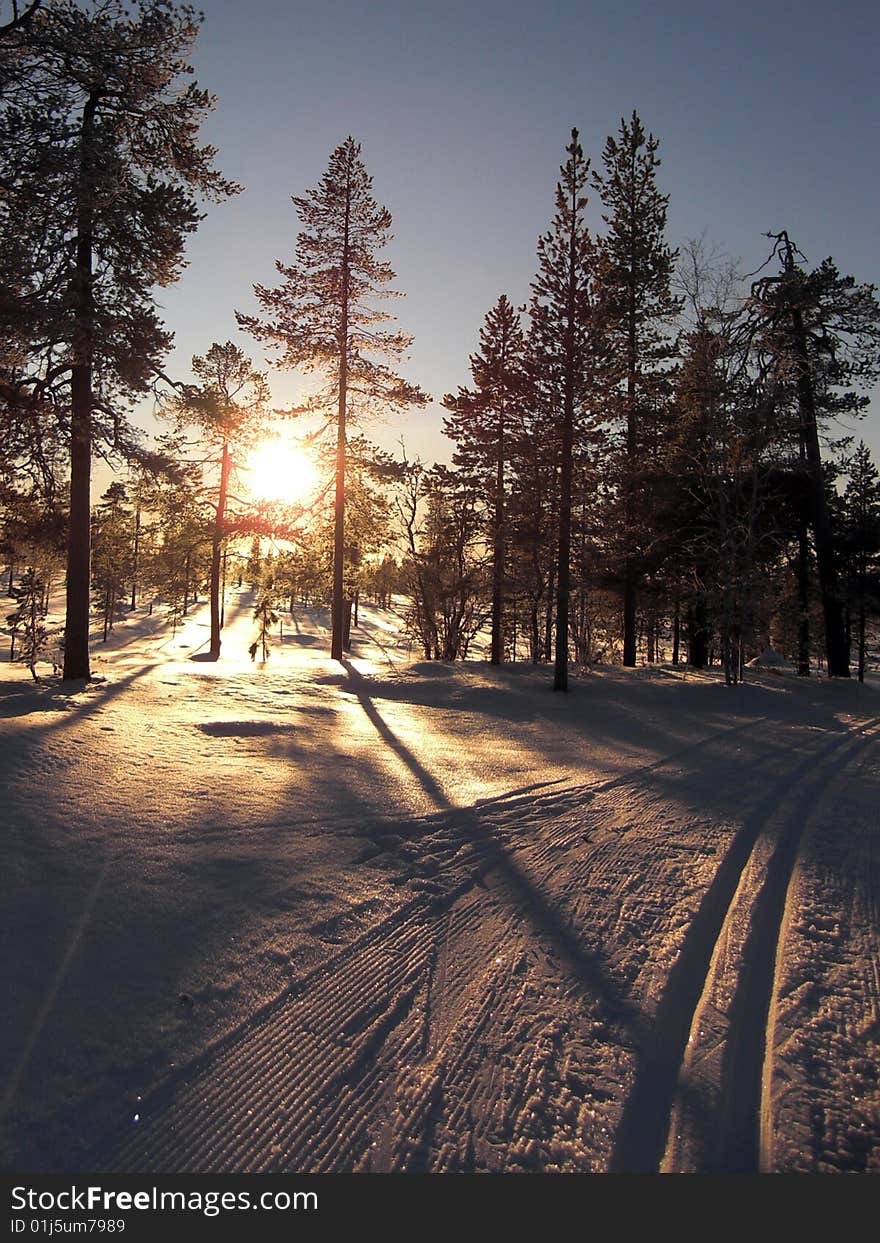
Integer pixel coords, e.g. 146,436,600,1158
1,589,877,1173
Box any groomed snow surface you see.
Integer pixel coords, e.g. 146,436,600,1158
1,590,877,1174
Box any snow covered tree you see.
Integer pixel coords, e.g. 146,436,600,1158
530,129,600,690
238,136,427,662
593,112,681,666
0,0,239,680
165,342,270,658
442,294,527,665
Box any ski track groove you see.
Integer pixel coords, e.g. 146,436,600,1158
613,713,880,1173
85,710,877,1174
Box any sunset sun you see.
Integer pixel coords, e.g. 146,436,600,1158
246,439,319,503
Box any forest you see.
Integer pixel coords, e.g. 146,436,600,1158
2,1,879,694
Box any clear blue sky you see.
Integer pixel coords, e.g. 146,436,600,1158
151,0,880,464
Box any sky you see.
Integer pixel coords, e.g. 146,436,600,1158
146,0,880,467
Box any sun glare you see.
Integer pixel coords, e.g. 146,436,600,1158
246,439,319,504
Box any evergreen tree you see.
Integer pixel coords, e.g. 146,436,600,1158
238,136,427,662
593,111,681,666
843,442,880,682
250,594,278,663
530,129,599,691
7,565,47,680
165,342,269,658
747,233,880,677
442,294,526,665
0,0,239,680
91,481,132,642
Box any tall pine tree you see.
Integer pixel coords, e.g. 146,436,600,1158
166,342,269,659
843,442,880,682
442,294,526,665
238,136,427,661
594,112,680,666
531,129,598,691
0,0,239,680
748,233,880,677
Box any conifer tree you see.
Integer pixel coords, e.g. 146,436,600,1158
8,566,47,680
843,442,880,682
747,233,880,677
530,129,598,691
250,595,278,663
166,342,269,658
0,1,239,681
594,112,680,666
442,294,526,665
238,136,427,661
91,482,132,642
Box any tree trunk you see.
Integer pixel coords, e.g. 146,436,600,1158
796,514,811,677
780,237,849,676
130,506,141,611
490,393,506,665
331,164,352,663
63,93,99,681
857,568,866,683
209,440,231,658
672,597,680,665
622,199,639,668
688,597,709,669
554,166,578,693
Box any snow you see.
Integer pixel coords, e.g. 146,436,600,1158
1,589,877,1173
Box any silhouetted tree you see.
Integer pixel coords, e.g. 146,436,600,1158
238,136,427,662
530,129,599,691
442,294,526,664
0,0,239,680
747,233,880,677
165,342,269,658
843,442,880,682
594,112,680,666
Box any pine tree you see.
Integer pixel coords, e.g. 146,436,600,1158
442,294,526,665
250,594,278,663
593,112,681,666
843,442,880,682
747,233,880,677
8,565,47,680
91,481,132,642
530,129,599,691
166,342,269,658
0,1,239,681
238,136,427,662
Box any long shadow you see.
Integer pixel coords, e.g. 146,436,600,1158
468,820,646,1034
0,663,156,729
608,715,880,1173
342,659,452,811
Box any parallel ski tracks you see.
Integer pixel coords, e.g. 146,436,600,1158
611,712,880,1173
88,711,879,1174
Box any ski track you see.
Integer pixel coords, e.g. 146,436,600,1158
72,709,878,1175
614,714,880,1174
4,598,878,1174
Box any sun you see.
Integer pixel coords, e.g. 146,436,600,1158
245,438,319,503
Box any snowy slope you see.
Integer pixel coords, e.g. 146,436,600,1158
1,591,877,1173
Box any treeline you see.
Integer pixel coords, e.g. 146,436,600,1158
2,2,879,686
407,123,880,685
